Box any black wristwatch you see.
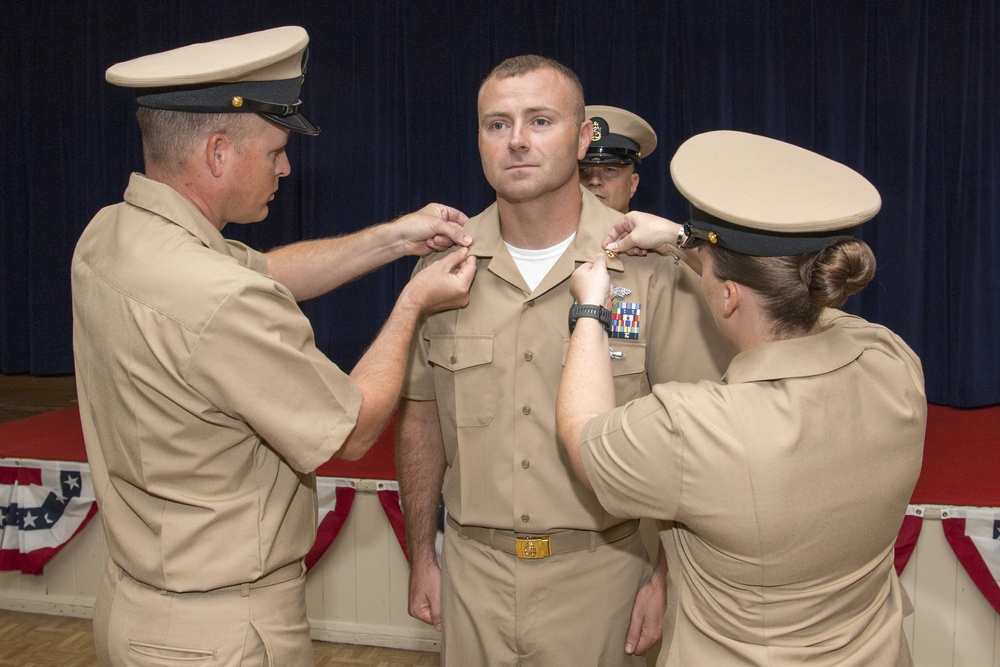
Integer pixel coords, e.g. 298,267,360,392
568,303,612,334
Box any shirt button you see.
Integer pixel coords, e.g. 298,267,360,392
521,459,530,469
449,355,457,364
524,351,533,362
526,300,535,307
521,514,530,523
522,405,531,415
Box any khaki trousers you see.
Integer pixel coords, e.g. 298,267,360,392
440,521,651,666
93,557,311,666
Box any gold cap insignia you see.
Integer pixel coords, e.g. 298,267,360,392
591,120,602,142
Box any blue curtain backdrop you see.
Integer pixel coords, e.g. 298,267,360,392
1,0,997,407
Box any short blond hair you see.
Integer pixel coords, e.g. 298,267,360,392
136,108,261,176
481,55,585,123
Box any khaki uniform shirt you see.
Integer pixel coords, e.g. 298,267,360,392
404,188,733,532
72,173,361,592
581,310,926,666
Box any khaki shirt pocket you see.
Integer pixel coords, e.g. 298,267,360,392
428,334,494,427
562,339,650,401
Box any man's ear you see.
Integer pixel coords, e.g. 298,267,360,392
630,172,639,199
577,119,593,159
205,133,228,178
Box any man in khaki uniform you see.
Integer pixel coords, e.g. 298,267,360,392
558,130,925,665
72,27,476,666
395,55,733,665
579,105,657,213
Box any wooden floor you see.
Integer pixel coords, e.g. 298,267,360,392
0,609,439,667
0,374,79,423
0,374,440,666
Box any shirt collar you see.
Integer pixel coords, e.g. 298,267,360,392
725,320,864,384
465,186,622,264
122,173,235,257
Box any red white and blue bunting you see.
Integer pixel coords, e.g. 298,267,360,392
375,480,408,560
0,459,97,575
894,505,925,576
4,461,998,620
0,459,413,576
894,505,1000,616
941,507,1000,615
305,477,357,572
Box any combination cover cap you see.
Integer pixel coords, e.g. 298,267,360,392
582,105,657,166
106,26,320,136
670,130,881,255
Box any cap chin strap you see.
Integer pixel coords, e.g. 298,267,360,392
241,97,302,117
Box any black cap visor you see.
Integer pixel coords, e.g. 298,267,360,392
581,145,641,166
258,109,320,136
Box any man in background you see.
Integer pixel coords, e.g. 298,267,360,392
579,105,657,213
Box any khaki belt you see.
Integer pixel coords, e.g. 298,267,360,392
120,560,304,596
446,515,639,559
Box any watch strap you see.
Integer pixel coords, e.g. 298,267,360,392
568,303,612,334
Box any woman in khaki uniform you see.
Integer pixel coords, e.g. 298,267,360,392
557,130,926,666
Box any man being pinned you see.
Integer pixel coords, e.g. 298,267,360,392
395,55,733,666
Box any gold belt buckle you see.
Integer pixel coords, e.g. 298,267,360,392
515,535,551,559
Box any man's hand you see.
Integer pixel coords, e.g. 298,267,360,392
407,556,443,631
570,252,612,306
624,563,666,656
265,203,471,302
402,247,477,315
392,203,473,257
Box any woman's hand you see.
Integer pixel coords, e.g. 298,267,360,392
603,211,682,257
571,252,612,306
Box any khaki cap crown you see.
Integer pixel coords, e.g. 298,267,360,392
105,26,319,136
671,130,881,255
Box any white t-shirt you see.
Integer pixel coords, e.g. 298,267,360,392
505,233,576,292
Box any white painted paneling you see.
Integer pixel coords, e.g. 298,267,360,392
900,506,1000,667
1,495,997,662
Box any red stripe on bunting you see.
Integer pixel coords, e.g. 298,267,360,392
893,512,923,576
377,488,408,561
304,485,356,572
0,466,43,485
942,517,1000,615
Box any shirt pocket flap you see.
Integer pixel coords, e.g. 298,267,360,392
428,335,494,371
608,342,646,376
561,339,647,376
